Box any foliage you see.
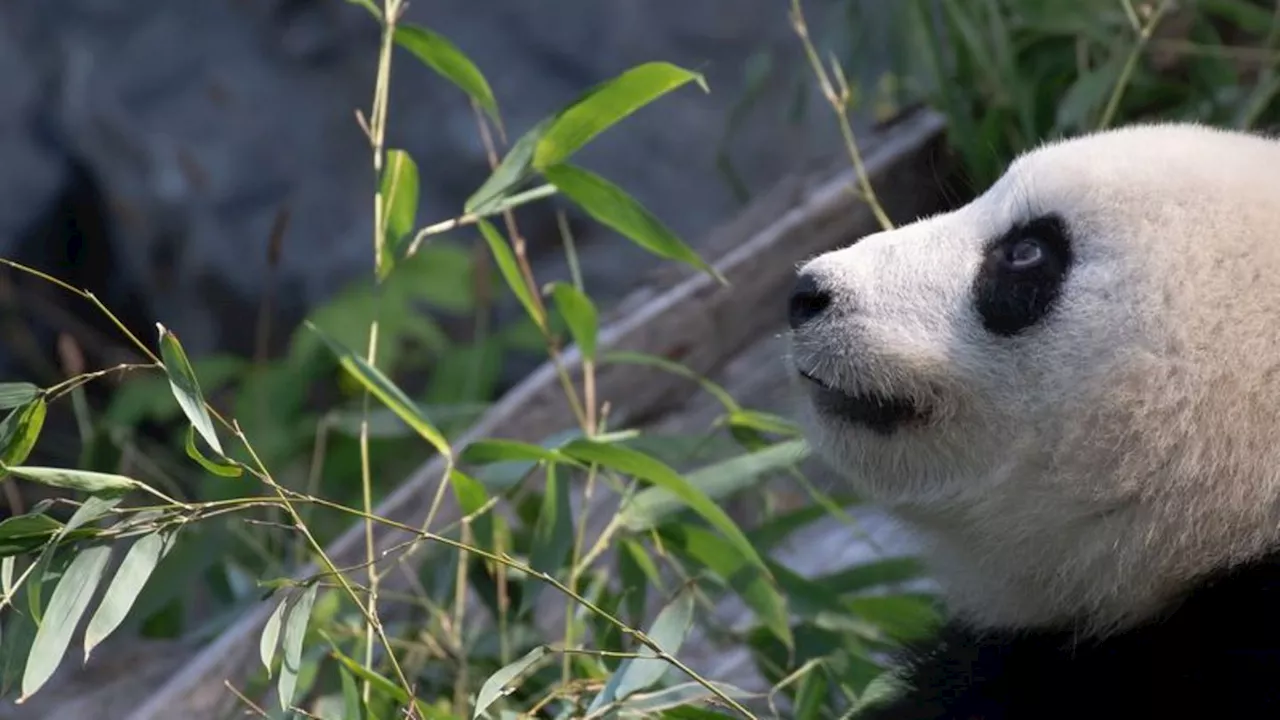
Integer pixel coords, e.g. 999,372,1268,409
0,1,1263,718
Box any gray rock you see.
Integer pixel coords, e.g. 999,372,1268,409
0,0,895,372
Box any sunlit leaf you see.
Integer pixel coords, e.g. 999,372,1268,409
306,322,450,456
0,384,39,411
278,583,319,711
395,25,500,126
4,466,137,496
723,410,802,437
84,531,173,661
21,545,113,701
478,219,545,330
532,62,707,170
620,439,808,532
587,587,695,713
550,282,599,362
559,439,769,576
543,164,720,281
259,591,288,677
465,117,554,215
0,397,46,468
184,426,243,478
474,645,549,719
157,324,224,456
378,148,420,279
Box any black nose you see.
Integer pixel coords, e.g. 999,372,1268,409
788,272,831,329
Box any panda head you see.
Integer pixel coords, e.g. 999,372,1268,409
788,123,1280,634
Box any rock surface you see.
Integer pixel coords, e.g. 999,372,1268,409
0,0,896,373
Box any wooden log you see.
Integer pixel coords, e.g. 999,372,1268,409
126,108,948,720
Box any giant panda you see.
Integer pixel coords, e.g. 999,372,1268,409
785,123,1280,719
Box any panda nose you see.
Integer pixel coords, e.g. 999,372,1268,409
788,271,832,329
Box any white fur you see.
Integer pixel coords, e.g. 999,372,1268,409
789,123,1280,636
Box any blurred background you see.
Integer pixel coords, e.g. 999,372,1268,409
0,1,1277,718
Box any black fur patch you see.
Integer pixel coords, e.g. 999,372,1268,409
973,214,1073,337
857,550,1280,719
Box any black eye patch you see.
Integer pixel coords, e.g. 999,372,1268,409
973,214,1074,337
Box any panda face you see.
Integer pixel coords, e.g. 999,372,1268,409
787,124,1280,630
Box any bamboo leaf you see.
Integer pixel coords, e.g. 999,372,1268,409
377,149,420,279
394,25,500,125
83,531,173,661
184,426,243,478
21,545,113,701
543,164,721,281
306,322,450,456
259,591,289,678
4,467,137,496
478,219,545,330
550,282,599,362
0,397,46,468
587,587,695,713
278,583,319,712
474,645,549,719
157,324,224,456
559,439,770,577
532,62,707,169
0,384,39,411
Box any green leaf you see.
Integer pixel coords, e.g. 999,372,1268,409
157,324,224,457
378,149,420,279
588,587,696,713
612,681,754,716
724,410,802,437
0,513,62,558
21,545,113,701
543,164,720,281
184,426,243,478
0,397,46,468
465,117,555,215
4,466,137,496
306,322,450,456
478,219,545,330
532,62,706,170
330,645,412,705
559,439,770,576
394,25,500,126
473,645,549,719
0,383,39,410
620,439,808,532
793,667,829,720
523,464,573,613
83,531,173,661
550,282,599,362
461,438,572,467
816,557,927,596
339,663,362,720
259,590,288,678
661,523,792,652
278,583,319,712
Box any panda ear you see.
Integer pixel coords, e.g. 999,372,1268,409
972,214,1074,337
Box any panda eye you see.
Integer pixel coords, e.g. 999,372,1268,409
1005,237,1045,269
973,214,1074,337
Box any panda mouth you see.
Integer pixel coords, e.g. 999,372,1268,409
798,370,926,435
